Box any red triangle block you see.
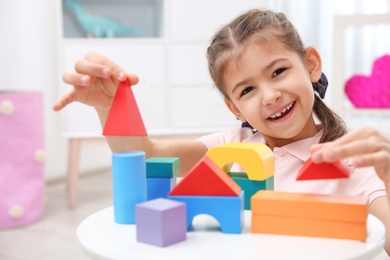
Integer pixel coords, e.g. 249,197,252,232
169,156,241,196
103,79,147,136
296,158,350,181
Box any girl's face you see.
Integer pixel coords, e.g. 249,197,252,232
223,42,322,149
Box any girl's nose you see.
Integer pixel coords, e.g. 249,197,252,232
261,86,281,106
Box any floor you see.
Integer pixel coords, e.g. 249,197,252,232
0,169,389,260
0,169,112,260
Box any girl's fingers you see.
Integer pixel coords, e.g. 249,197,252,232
62,71,91,86
84,52,126,81
64,52,140,87
325,140,375,161
332,126,383,147
312,135,390,165
310,132,358,158
311,139,369,163
53,84,92,111
351,150,390,168
74,59,111,79
127,74,139,85
310,143,325,153
76,53,139,85
311,126,389,162
52,89,76,111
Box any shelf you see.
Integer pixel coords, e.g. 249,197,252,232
62,0,164,39
345,108,390,116
63,38,166,45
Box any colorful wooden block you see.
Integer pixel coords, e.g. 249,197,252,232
168,156,241,196
103,78,147,136
147,177,176,201
206,142,274,181
251,190,368,222
251,214,367,241
136,198,186,247
168,191,244,234
146,157,180,178
251,190,368,241
112,151,147,224
0,92,45,228
228,172,274,210
296,158,350,180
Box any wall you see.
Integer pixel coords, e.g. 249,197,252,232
0,0,112,181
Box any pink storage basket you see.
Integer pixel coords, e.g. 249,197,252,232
0,92,45,228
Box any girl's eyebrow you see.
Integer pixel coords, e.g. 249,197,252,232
265,58,288,71
232,79,249,94
231,58,288,94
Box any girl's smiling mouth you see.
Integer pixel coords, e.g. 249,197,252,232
268,101,296,120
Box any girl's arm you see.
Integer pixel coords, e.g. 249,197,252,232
96,109,207,176
311,125,390,254
53,52,208,176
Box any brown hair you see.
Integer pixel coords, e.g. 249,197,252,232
206,9,347,143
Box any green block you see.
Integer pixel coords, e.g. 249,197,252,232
146,157,180,178
229,172,274,210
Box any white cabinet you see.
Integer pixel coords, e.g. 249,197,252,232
169,87,234,129
58,0,268,207
59,0,267,137
168,44,211,85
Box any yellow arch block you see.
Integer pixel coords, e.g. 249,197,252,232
206,142,274,181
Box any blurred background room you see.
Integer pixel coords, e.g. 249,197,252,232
0,0,389,259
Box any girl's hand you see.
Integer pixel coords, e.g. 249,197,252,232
52,52,139,112
311,126,390,183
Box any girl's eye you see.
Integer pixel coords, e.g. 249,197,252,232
272,68,286,78
240,86,254,97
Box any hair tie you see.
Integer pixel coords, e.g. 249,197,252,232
313,72,328,99
241,121,258,133
241,121,252,128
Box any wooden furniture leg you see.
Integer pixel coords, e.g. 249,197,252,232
67,138,81,208
64,134,203,209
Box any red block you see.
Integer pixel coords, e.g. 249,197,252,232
296,158,350,181
103,78,147,136
169,156,241,196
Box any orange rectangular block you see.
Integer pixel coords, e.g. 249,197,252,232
251,214,367,241
251,190,368,223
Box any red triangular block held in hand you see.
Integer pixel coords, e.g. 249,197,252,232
103,78,147,136
296,158,350,181
169,156,241,196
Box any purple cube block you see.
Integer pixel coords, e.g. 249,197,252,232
136,198,186,247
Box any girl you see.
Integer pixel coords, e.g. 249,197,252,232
54,9,390,254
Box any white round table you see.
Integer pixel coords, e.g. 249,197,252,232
77,206,385,260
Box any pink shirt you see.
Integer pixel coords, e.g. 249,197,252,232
198,127,386,204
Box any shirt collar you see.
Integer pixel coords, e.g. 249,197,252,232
281,129,323,162
242,126,323,162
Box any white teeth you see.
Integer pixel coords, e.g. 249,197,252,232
270,102,294,119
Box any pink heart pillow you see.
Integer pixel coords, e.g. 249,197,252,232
345,54,390,108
